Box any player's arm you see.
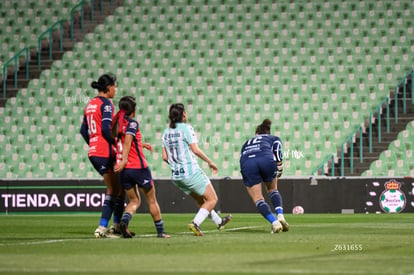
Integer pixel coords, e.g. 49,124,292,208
189,143,218,175
80,115,89,145
272,138,284,178
101,104,115,145
114,134,133,173
162,146,169,164
142,143,153,153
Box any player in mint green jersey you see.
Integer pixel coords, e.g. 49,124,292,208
162,103,231,236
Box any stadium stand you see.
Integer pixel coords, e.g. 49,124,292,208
0,0,413,179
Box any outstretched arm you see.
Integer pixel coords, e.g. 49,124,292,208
189,143,218,175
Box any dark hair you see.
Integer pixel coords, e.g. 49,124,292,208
255,118,272,134
168,103,185,128
91,73,116,93
118,96,136,116
112,96,136,138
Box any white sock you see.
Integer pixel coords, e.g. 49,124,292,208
193,208,210,226
209,210,222,225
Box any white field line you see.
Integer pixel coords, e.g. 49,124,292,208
0,225,262,246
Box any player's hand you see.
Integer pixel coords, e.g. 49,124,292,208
208,161,218,175
114,160,127,173
143,143,153,153
276,163,283,178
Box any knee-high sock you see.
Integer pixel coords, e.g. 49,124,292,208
121,212,132,226
209,209,223,225
113,195,125,224
256,199,276,224
269,190,284,215
154,219,165,234
99,195,114,227
193,208,210,226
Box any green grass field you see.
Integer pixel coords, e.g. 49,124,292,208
0,213,413,274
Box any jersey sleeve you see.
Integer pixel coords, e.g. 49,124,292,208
100,101,115,145
184,124,198,144
126,120,138,137
272,137,283,162
80,115,89,144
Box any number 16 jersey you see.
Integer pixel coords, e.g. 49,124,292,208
82,96,115,158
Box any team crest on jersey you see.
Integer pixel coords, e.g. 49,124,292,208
129,122,138,130
103,105,112,112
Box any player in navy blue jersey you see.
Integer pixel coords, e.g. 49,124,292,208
240,118,289,234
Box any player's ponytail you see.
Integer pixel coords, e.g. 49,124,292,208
91,73,116,93
168,103,185,129
256,118,272,134
112,96,136,138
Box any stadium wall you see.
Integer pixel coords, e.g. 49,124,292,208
0,177,413,214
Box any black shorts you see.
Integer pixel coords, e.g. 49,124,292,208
119,167,154,191
89,156,114,176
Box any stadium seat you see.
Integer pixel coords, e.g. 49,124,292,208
1,0,414,178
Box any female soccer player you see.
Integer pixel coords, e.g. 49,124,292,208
239,118,289,234
113,96,169,238
161,103,231,236
80,73,124,238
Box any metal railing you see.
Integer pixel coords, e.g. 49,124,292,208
312,154,335,176
340,126,364,175
394,69,414,122
2,0,105,97
314,68,413,177
368,97,390,153
70,0,95,41
38,21,64,69
2,48,29,98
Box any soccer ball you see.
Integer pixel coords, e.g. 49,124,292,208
292,205,304,214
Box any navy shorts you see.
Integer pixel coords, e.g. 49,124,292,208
240,157,277,187
119,167,154,191
89,156,114,176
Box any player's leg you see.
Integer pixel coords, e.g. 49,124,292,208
90,156,117,238
109,172,125,234
140,184,170,238
188,184,217,236
119,185,141,238
264,178,289,232
246,184,282,233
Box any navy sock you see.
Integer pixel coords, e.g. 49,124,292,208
256,199,276,224
113,196,125,224
269,190,284,215
121,212,132,226
154,219,165,235
99,195,113,227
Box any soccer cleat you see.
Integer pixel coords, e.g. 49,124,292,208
277,214,289,232
109,224,121,234
188,222,204,236
109,223,136,236
157,233,171,238
94,226,108,238
217,214,232,230
119,221,134,238
271,220,283,234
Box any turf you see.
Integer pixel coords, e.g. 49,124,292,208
0,213,413,274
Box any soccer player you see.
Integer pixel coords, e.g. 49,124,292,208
113,96,169,238
80,73,124,238
161,103,231,236
239,118,289,234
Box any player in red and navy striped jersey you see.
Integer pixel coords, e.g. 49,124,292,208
80,73,124,238
112,96,169,238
